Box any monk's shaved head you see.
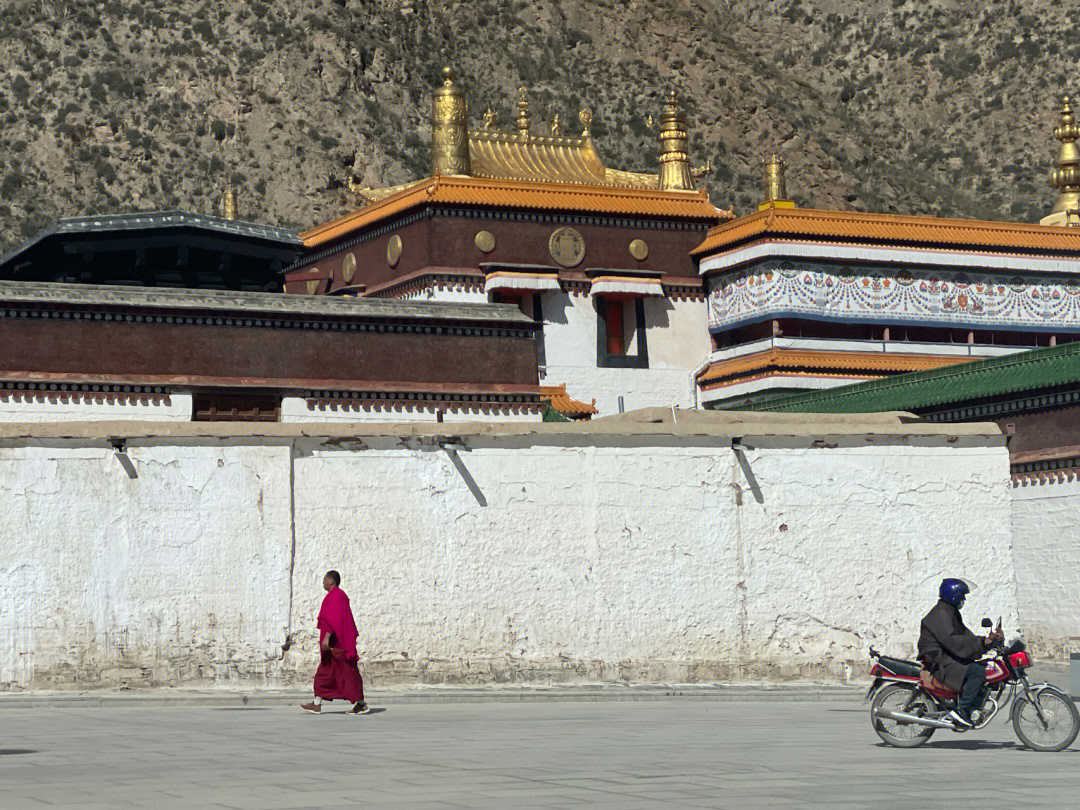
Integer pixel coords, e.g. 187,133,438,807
326,570,341,586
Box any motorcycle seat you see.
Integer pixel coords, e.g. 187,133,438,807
876,655,921,678
919,669,956,697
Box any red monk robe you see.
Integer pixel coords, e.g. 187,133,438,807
312,585,365,704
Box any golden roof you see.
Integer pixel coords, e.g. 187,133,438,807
697,349,975,389
304,175,727,249
352,80,710,205
539,383,598,419
693,205,1080,258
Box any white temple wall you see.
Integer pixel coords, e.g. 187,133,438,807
0,393,192,422
280,398,541,423
0,426,1020,690
1010,477,1080,657
540,291,709,414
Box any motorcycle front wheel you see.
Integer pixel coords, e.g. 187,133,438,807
871,683,937,748
1012,688,1080,752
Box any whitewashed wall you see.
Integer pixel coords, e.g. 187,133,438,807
0,393,192,422
281,398,541,423
540,291,709,414
1011,478,1080,658
0,427,1018,690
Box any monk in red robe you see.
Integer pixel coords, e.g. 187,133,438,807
301,570,370,715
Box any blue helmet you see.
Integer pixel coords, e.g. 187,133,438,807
939,578,971,608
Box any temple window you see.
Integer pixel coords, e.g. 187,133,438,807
596,297,649,369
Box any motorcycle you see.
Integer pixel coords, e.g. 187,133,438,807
865,618,1080,751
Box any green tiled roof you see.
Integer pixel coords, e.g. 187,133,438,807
739,342,1080,413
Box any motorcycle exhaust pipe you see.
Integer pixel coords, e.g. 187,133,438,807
873,708,955,729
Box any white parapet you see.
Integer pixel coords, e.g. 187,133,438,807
0,391,192,422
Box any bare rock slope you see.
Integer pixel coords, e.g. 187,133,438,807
0,0,1072,250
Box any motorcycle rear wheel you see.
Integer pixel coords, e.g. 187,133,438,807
871,683,937,748
1012,689,1080,752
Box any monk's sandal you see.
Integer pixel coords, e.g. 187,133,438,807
352,702,372,715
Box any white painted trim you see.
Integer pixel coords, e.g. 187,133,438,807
700,240,1080,276
707,337,1029,362
699,373,869,404
484,275,562,293
590,280,664,297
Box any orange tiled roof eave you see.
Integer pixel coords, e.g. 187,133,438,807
539,383,598,418
696,348,976,386
303,175,730,250
691,205,1080,259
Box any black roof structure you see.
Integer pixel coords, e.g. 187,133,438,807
0,211,304,292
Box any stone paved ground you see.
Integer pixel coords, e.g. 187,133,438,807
2,695,1078,810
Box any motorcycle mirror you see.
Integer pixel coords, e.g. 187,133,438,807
981,618,992,628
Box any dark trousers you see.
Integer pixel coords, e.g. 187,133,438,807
957,662,986,717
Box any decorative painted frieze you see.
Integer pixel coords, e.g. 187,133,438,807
708,260,1080,331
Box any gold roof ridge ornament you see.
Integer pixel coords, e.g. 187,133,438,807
1042,94,1080,227
657,90,695,191
758,152,795,211
517,87,531,141
351,73,720,205
431,66,471,177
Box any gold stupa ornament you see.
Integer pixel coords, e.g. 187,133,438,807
1043,95,1080,226
657,91,694,191
431,66,471,176
758,153,795,210
516,87,531,140
222,186,239,220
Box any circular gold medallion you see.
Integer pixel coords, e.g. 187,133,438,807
386,234,403,267
474,230,496,253
548,226,585,268
628,238,649,261
341,252,357,283
306,280,319,295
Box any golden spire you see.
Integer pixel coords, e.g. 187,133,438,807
516,87,531,140
430,66,471,176
578,108,592,138
1043,95,1080,226
657,90,694,191
758,153,795,210
550,114,562,137
222,186,239,220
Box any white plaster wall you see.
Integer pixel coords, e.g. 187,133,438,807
541,291,709,414
281,398,541,423
0,431,1018,689
1011,478,1080,657
0,442,291,689
288,437,1015,684
0,393,192,422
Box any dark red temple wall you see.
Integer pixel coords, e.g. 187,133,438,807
289,213,709,294
0,318,538,387
426,216,705,278
288,217,434,293
998,407,1080,456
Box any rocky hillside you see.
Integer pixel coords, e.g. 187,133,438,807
0,0,1074,251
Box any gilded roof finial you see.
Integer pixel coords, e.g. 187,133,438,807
759,153,795,210
550,114,562,137
516,87,531,140
483,108,497,131
657,90,694,191
1043,95,1080,226
222,185,239,220
430,66,471,177
578,108,593,138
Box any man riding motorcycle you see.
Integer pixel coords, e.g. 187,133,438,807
918,578,1004,729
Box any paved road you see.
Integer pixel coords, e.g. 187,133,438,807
2,696,1078,810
